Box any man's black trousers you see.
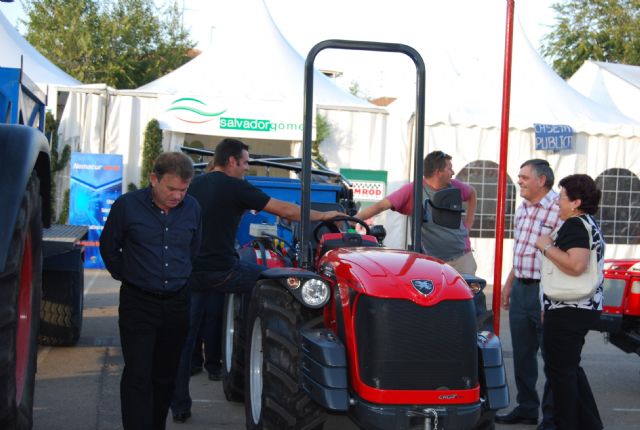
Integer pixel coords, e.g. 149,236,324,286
118,283,189,430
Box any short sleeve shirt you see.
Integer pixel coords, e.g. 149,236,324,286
542,215,605,311
387,179,473,254
513,190,561,279
189,172,270,271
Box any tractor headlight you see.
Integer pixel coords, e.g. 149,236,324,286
300,278,330,308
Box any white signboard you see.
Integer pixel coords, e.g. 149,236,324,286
157,95,313,140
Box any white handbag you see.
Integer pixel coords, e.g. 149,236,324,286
541,216,599,301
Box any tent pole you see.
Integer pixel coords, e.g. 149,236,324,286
493,0,515,336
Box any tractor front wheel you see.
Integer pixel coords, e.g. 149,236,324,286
244,281,326,430
0,173,42,429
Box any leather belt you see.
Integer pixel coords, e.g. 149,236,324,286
516,277,540,285
123,281,185,298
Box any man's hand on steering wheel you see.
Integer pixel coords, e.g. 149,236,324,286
321,210,345,221
312,215,371,243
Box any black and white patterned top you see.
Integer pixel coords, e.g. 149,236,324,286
542,214,605,311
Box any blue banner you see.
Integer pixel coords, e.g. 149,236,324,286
535,123,574,151
69,153,123,269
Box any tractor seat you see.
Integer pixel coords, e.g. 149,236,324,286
317,232,379,258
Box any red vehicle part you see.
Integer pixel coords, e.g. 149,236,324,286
596,258,640,356
321,249,479,405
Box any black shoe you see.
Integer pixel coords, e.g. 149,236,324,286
495,409,538,425
190,366,202,376
172,411,191,423
208,367,222,381
536,422,556,430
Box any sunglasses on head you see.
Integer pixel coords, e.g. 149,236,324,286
432,150,448,160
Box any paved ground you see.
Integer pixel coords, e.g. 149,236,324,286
32,270,640,429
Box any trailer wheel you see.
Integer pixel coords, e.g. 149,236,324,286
222,292,246,402
245,281,326,430
0,172,42,430
38,266,84,346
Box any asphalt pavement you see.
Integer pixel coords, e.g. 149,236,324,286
32,270,640,429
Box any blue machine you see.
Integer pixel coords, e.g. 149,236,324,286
238,176,343,247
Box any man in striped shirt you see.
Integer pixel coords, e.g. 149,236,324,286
496,159,561,430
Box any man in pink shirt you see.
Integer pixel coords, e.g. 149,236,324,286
355,150,477,274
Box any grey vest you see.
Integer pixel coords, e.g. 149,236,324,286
420,184,468,261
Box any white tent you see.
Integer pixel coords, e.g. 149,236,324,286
568,60,640,123
343,2,640,281
0,10,80,114
58,0,387,188
138,1,382,141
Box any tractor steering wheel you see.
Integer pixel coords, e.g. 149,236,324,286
312,215,371,243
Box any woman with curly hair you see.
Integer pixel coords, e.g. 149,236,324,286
535,174,605,430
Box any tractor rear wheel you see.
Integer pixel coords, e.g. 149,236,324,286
222,292,246,402
244,281,326,430
0,172,42,429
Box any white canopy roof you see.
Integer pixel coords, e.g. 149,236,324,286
137,0,382,140
0,10,80,89
387,2,640,138
568,60,640,123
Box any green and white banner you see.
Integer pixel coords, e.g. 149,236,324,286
157,95,310,140
340,168,388,203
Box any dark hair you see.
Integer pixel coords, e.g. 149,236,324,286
424,150,452,177
520,159,554,189
153,152,194,181
558,174,601,215
213,138,249,167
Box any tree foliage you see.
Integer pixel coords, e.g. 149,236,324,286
541,0,640,79
45,112,70,222
313,114,329,166
22,0,194,88
140,119,163,188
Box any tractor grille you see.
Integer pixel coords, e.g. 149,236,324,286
354,296,478,391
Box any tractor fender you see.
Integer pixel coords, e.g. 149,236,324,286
0,124,51,272
477,331,509,410
258,267,330,309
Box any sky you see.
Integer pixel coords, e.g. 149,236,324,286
1,0,557,97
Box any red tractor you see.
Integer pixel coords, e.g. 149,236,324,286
221,40,508,430
593,258,640,356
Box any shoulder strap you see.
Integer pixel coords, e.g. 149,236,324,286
577,216,594,250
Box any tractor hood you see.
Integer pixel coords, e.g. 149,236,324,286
321,247,473,306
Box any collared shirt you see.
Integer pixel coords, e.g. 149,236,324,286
100,187,202,293
513,189,561,279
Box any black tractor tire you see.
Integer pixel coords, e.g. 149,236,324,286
473,408,496,430
38,262,84,346
0,172,43,430
222,292,246,402
244,281,326,430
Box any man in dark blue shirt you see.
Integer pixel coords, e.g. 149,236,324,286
170,138,342,422
100,151,201,430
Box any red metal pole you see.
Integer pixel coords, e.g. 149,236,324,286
492,0,515,336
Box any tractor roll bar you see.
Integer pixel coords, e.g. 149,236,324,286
301,39,426,269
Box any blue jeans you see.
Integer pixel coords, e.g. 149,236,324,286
171,259,265,415
508,279,553,420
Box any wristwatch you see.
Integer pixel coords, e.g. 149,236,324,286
542,243,554,256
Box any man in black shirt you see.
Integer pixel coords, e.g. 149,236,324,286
171,138,342,422
100,152,201,430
